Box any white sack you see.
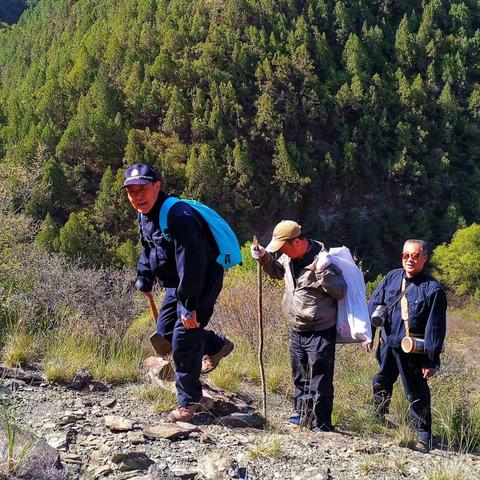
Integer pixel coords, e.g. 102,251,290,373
328,246,372,343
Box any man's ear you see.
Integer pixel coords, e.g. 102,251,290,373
154,180,162,192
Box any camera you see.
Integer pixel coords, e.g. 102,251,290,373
371,304,388,328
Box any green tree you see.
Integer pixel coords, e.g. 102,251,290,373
36,212,59,253
432,224,480,297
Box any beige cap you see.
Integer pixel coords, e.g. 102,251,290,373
266,220,302,253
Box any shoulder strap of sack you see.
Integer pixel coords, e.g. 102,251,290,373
159,196,182,242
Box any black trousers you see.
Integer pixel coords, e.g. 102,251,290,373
372,340,432,444
290,325,336,431
157,271,225,406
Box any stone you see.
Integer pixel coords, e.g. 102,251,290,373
169,466,198,479
143,423,198,440
58,412,85,426
197,452,233,480
0,419,68,479
217,413,264,429
70,368,94,390
127,430,146,445
143,356,175,383
147,463,179,480
100,397,117,408
112,451,154,472
44,431,69,451
105,415,134,432
91,465,114,478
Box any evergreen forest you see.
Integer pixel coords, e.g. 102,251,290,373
1,0,480,276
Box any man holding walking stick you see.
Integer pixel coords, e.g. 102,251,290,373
251,220,346,434
123,163,234,422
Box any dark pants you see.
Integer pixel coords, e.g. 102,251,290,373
290,325,336,431
373,340,432,444
157,273,225,406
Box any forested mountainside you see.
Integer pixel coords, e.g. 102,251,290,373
0,0,479,275
0,0,28,24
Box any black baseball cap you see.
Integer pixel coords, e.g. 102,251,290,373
121,163,159,189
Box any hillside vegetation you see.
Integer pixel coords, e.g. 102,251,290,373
0,0,479,274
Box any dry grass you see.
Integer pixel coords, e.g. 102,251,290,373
426,459,469,480
43,328,150,383
248,435,283,460
133,385,177,412
2,328,37,367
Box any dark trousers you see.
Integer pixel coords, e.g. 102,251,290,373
290,325,336,431
373,340,432,444
157,273,224,406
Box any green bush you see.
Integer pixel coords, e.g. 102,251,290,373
431,224,480,297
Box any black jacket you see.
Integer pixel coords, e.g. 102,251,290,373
136,192,222,316
368,268,447,367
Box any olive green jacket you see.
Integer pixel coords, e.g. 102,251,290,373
259,242,346,332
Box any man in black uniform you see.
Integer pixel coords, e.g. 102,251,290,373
123,163,233,422
368,239,446,451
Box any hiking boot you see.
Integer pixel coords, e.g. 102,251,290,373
201,339,234,374
166,403,200,423
414,440,430,453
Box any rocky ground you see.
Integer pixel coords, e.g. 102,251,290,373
1,364,479,480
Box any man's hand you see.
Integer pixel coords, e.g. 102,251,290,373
182,310,200,329
250,244,266,260
362,340,374,352
422,367,437,379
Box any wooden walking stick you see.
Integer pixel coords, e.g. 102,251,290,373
253,235,267,419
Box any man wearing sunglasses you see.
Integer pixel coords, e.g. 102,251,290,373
367,239,446,452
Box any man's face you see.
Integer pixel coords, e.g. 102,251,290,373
278,238,302,259
126,181,161,214
402,242,428,278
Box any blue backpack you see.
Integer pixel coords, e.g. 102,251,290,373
159,196,242,269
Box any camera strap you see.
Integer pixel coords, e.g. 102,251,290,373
385,280,414,315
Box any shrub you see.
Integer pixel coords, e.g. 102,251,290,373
431,224,480,297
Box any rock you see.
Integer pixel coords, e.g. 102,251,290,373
105,415,134,432
197,451,233,480
143,423,198,440
44,431,69,451
217,413,264,429
294,467,332,480
147,463,179,480
143,356,176,383
70,368,94,390
58,411,86,426
169,465,198,479
0,419,68,479
91,465,114,478
112,451,154,472
82,397,94,407
100,397,117,408
89,380,109,392
127,430,146,445
200,383,250,416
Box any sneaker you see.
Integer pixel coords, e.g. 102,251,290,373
166,403,200,423
287,415,303,426
201,339,234,374
312,425,335,434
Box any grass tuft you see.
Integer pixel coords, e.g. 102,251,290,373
248,435,283,460
2,329,36,367
133,385,177,412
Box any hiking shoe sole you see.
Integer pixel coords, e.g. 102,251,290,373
201,339,234,374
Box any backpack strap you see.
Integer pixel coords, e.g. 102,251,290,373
159,196,182,242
